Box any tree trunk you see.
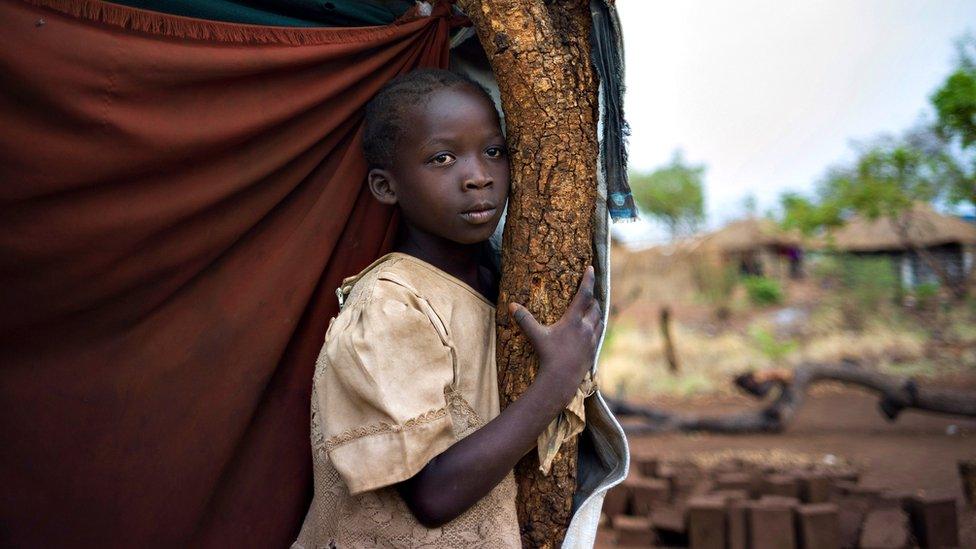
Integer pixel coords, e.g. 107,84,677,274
456,1,598,546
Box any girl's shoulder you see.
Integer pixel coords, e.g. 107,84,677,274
328,252,493,351
335,253,429,312
323,254,452,363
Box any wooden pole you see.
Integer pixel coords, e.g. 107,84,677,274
660,306,679,373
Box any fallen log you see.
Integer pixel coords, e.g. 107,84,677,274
608,361,976,434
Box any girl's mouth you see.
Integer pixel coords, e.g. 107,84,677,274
460,206,497,224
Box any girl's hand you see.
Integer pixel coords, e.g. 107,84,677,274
399,267,603,527
508,266,603,404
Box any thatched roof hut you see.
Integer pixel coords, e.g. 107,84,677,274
700,217,804,278
823,203,976,252
702,217,802,253
819,203,976,289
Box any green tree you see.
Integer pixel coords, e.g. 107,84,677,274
831,137,941,217
781,32,976,300
630,151,706,239
932,33,976,148
779,190,841,235
780,132,966,296
930,33,976,207
782,133,941,232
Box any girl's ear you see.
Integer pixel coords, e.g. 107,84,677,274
367,169,397,205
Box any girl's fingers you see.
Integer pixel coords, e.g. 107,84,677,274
584,300,601,326
567,266,596,316
509,302,545,344
582,265,595,297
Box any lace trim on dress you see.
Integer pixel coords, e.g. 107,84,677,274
323,407,449,451
445,389,483,439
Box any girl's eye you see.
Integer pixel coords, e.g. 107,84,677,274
430,153,455,165
485,146,506,159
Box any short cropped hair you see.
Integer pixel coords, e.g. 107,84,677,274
362,69,498,169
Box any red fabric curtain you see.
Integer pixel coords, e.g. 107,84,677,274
0,1,455,546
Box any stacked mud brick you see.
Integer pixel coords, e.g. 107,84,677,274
600,455,961,548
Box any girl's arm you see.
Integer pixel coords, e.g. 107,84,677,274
396,267,602,528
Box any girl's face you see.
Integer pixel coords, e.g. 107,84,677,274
370,85,510,245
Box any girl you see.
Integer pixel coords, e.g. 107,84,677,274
294,69,602,548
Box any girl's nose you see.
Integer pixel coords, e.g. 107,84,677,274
464,176,493,190
463,163,493,190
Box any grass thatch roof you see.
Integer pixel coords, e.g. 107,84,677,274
823,203,976,253
702,217,802,253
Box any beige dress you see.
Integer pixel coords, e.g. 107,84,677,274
294,253,521,548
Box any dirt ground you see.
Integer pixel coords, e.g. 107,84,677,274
597,385,976,547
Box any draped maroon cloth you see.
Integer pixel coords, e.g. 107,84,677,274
0,1,455,546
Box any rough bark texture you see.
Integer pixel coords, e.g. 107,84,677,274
608,361,976,434
456,1,598,546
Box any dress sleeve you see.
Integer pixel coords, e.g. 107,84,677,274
314,277,457,495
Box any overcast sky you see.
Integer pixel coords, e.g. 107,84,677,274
614,0,976,244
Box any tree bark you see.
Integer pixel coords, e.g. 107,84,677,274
456,1,599,546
